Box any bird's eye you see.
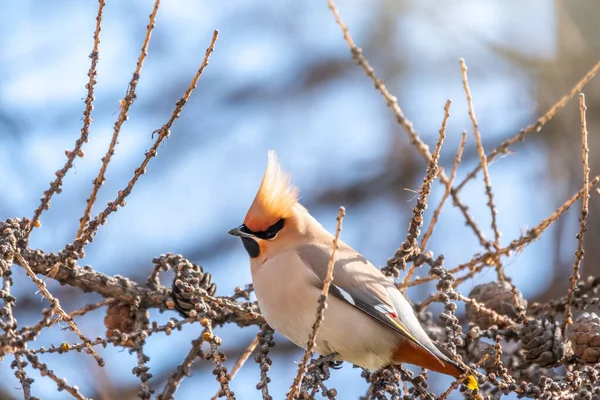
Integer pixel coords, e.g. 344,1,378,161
262,218,285,240
264,229,277,240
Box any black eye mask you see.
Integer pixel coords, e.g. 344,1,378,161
238,219,285,258
252,218,285,240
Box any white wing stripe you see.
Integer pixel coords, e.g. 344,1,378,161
333,284,356,305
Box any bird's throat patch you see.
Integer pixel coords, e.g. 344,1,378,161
241,237,260,258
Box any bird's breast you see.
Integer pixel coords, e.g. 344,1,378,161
250,251,398,370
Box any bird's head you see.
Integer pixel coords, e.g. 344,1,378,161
228,151,303,258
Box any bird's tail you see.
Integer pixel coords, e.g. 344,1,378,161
430,343,479,391
393,340,478,390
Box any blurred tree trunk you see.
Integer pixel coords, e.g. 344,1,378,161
534,0,600,302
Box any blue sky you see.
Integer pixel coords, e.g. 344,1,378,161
0,1,576,398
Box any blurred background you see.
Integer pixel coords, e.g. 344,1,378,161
1,0,600,398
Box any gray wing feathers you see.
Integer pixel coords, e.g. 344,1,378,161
384,286,453,363
297,243,453,364
297,243,391,299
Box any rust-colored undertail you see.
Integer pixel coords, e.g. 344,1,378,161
392,338,479,390
393,338,462,377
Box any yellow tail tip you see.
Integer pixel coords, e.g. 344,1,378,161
464,375,478,391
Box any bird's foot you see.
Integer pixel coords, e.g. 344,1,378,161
308,352,343,376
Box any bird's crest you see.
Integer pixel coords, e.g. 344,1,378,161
244,151,298,232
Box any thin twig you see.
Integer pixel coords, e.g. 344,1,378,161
204,317,236,399
255,325,275,400
76,0,160,238
406,175,600,293
18,247,262,328
452,175,600,282
13,299,113,346
0,231,32,397
132,308,152,399
454,293,519,327
14,252,104,366
398,100,450,282
494,335,514,385
288,207,345,399
212,335,259,400
26,316,199,357
157,329,205,400
439,352,489,400
65,29,219,257
455,61,600,192
13,355,33,400
29,0,105,236
25,353,91,400
460,59,502,273
420,132,467,252
327,0,491,253
563,93,590,333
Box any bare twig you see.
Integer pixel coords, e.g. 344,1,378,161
14,252,104,366
255,325,275,400
405,175,600,292
455,61,600,192
439,352,489,400
563,93,590,333
460,58,503,280
493,335,514,385
212,335,259,400
12,299,112,347
420,132,467,251
27,317,199,357
288,207,345,399
157,332,204,400
13,355,33,400
132,307,152,399
15,246,263,328
25,353,91,400
454,293,519,327
327,0,491,253
397,100,450,282
0,226,32,397
66,30,219,257
203,317,235,399
29,0,105,236
452,175,600,282
76,0,160,239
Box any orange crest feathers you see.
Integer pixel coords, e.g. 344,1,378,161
244,151,298,232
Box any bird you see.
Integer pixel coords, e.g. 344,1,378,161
228,151,478,390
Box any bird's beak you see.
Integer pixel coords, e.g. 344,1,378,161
228,225,255,239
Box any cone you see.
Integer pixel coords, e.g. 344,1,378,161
466,281,526,329
570,312,600,364
171,257,217,317
520,318,565,367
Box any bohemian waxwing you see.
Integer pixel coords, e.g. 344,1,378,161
228,151,477,390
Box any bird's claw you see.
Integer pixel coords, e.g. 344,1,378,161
309,352,342,375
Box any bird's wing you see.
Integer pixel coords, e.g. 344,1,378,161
297,243,440,358
297,241,478,390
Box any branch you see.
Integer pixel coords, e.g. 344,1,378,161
455,61,600,192
288,207,345,399
563,93,590,333
459,59,501,257
420,132,467,251
14,252,104,366
327,0,491,252
29,0,106,236
66,29,219,259
394,100,449,281
76,0,161,238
